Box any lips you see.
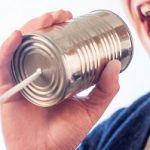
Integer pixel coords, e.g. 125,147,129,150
138,2,150,35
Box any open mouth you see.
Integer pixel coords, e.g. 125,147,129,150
138,2,150,35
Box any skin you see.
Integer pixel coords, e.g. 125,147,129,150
0,10,121,150
123,0,150,55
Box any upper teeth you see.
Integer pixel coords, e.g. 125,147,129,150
141,3,150,16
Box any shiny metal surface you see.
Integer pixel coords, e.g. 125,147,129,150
11,10,133,107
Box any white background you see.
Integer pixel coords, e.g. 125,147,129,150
0,0,150,149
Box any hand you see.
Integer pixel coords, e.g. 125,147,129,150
0,10,121,150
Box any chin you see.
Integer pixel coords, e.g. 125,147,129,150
123,0,150,55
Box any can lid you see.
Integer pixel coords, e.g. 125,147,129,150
11,34,67,107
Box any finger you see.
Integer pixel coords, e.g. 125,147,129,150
88,60,121,104
0,30,22,67
20,10,72,34
0,30,22,85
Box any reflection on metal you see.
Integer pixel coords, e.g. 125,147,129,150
11,10,133,107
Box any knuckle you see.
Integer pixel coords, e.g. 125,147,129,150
39,13,53,27
57,9,66,14
42,13,53,20
40,13,53,23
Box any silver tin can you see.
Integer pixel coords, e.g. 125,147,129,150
11,10,133,107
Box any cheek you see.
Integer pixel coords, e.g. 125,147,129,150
140,33,150,55
122,0,138,26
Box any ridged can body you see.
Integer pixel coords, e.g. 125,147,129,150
11,10,133,107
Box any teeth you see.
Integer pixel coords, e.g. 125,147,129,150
141,3,150,16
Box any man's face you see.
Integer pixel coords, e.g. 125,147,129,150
123,0,150,55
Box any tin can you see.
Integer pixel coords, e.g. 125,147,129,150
11,10,133,107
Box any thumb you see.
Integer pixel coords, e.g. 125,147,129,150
96,60,121,97
80,60,121,123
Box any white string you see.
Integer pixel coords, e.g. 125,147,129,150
0,68,42,103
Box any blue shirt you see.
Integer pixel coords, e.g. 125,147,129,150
78,92,150,150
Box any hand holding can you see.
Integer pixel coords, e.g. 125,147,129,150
0,10,123,150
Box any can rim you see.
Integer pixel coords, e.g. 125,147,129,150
11,33,68,107
90,9,134,73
